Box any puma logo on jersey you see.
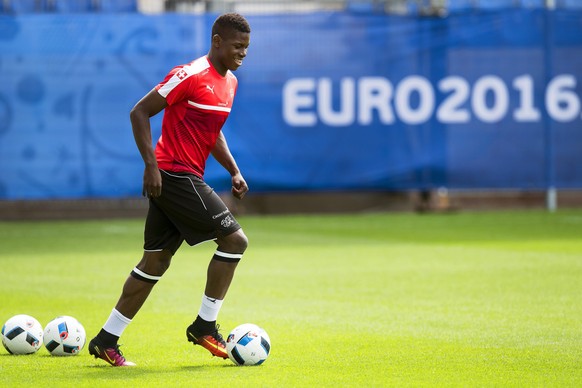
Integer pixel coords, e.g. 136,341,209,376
206,84,215,94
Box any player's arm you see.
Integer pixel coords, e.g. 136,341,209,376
211,131,248,200
129,88,167,198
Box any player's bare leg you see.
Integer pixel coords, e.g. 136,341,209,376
115,250,173,318
89,250,173,366
187,229,248,358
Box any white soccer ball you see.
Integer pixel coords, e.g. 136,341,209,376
2,314,44,355
43,316,86,356
226,323,271,366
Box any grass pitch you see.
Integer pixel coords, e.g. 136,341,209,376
1,209,581,387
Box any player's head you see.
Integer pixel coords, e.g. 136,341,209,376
209,13,251,74
212,13,251,38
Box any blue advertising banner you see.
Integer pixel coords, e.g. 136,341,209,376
0,9,581,199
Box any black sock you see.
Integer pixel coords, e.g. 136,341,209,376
192,315,216,334
96,329,119,348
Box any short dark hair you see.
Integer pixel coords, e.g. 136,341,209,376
211,13,251,38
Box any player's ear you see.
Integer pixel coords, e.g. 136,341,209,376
212,34,222,48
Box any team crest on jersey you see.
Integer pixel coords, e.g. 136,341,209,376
176,69,188,80
221,215,235,228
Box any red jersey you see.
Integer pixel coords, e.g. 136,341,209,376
154,55,238,177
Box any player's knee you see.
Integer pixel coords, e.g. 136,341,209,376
152,260,171,276
131,250,173,284
230,229,248,253
214,229,249,262
217,229,248,255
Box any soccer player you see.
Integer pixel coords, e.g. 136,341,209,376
88,13,252,367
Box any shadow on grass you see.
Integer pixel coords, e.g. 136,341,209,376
179,363,240,370
81,360,237,377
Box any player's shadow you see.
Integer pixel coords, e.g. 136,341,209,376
180,363,239,371
83,362,234,374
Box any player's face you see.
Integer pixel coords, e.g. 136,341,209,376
215,30,250,73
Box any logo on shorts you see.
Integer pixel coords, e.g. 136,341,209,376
221,215,235,228
212,210,229,220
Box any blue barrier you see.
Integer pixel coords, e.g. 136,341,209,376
0,10,581,199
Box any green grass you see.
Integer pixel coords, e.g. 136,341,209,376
1,209,581,387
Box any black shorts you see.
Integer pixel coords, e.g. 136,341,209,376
143,169,241,254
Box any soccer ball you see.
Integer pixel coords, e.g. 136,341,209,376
43,316,86,356
1,314,44,355
226,323,271,366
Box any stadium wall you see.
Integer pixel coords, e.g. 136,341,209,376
0,9,581,203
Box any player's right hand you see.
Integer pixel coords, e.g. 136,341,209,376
143,166,162,198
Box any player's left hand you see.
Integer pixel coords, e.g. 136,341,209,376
231,173,248,200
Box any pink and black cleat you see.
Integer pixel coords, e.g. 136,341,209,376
88,338,136,367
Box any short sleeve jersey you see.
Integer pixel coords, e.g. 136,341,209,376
154,55,238,178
